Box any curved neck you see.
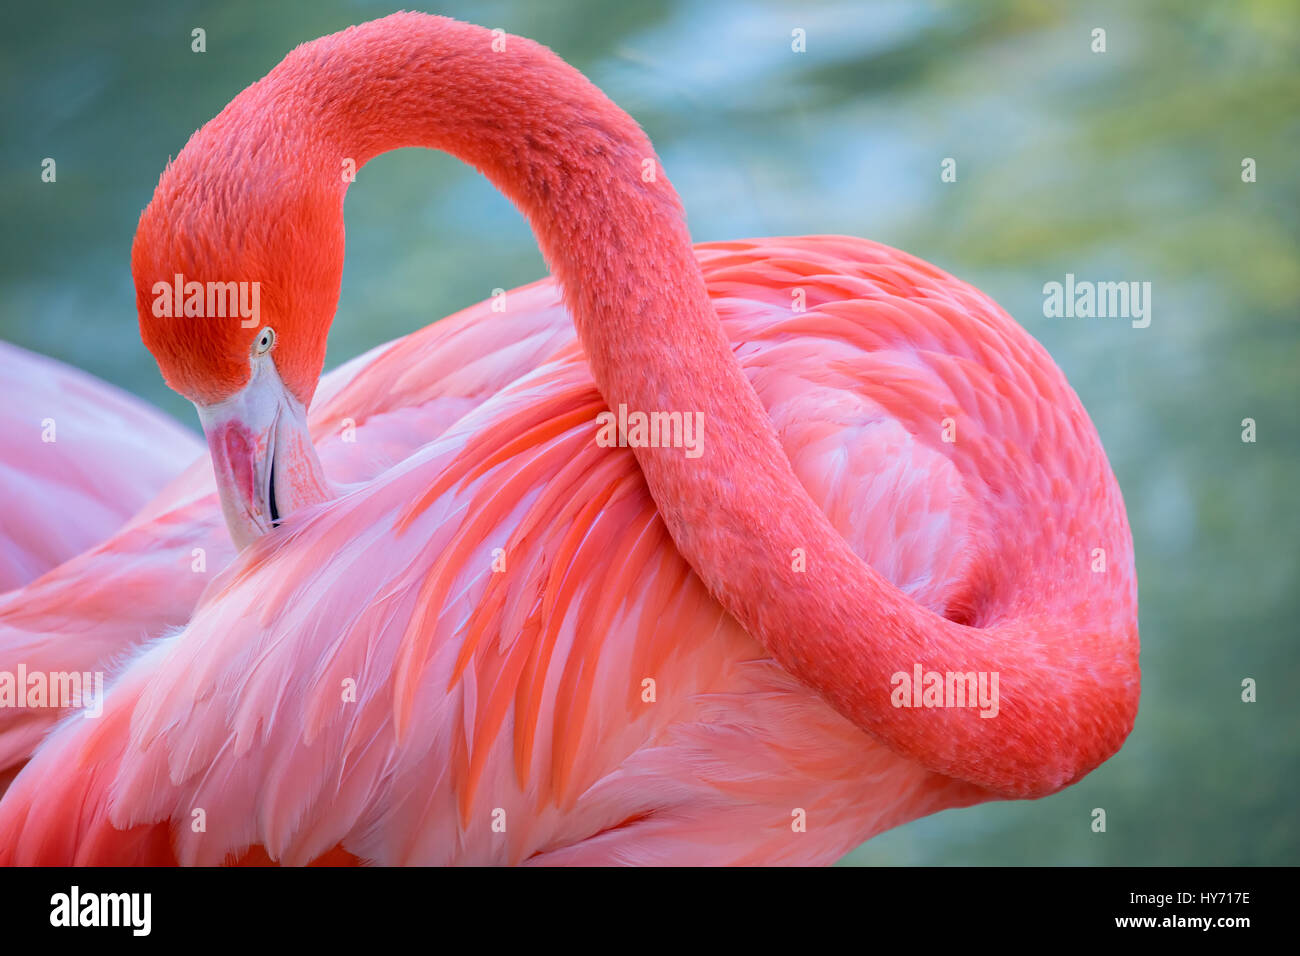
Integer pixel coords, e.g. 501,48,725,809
237,14,1135,798
310,17,713,407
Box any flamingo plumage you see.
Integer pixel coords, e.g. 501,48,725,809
0,342,202,592
0,13,1139,865
0,290,573,779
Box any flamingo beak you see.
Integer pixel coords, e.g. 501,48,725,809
195,358,328,551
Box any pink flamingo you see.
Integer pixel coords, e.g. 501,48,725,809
0,342,201,591
0,13,1138,865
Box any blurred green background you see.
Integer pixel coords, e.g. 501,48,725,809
1,0,1296,864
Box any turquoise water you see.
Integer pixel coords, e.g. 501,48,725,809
1,0,1296,864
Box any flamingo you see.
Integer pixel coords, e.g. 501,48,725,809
0,13,1139,866
0,342,202,591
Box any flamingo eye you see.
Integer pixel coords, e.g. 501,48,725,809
254,327,276,355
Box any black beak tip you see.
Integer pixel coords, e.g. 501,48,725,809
268,454,282,526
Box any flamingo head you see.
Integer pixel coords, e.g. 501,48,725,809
131,134,342,550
